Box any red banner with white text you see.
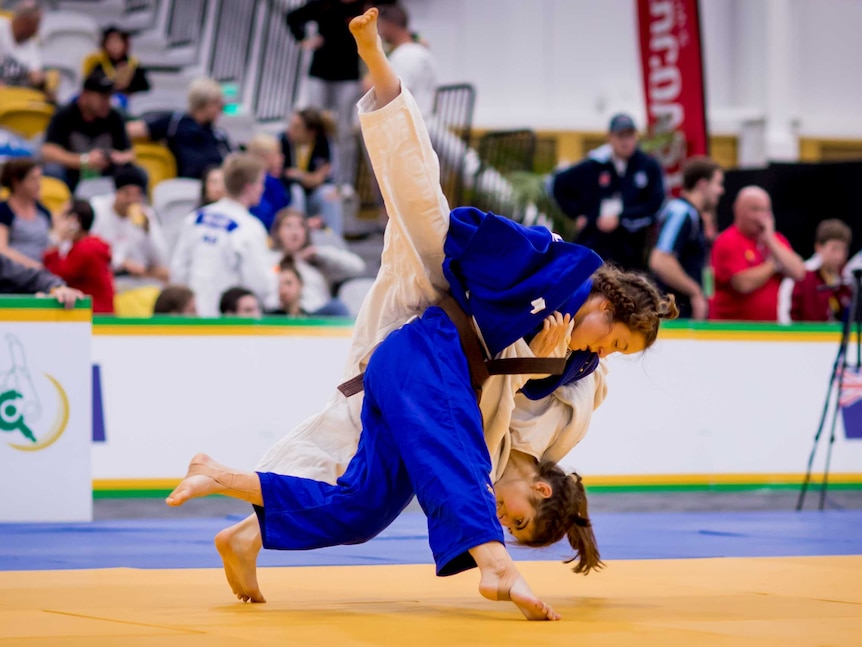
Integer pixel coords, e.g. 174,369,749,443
636,0,709,196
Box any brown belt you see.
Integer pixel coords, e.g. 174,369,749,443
337,295,567,400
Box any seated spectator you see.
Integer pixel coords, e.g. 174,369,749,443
170,153,276,317
41,70,134,191
219,286,262,317
81,25,151,110
90,165,169,288
0,157,51,268
153,284,196,315
42,199,114,314
280,108,344,235
1,251,83,306
271,207,364,316
247,133,290,232
0,1,47,95
710,186,806,321
198,164,226,207
649,156,724,320
790,219,853,322
127,78,232,180
268,259,305,316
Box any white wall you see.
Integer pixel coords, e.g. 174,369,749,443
90,328,862,483
403,0,862,141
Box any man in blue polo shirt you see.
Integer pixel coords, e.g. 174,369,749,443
551,113,665,271
648,156,724,319
127,78,232,180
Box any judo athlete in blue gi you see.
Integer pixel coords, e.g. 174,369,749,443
167,9,678,620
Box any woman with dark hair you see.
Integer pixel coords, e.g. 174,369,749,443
280,107,344,235
81,26,150,100
198,164,226,208
168,9,677,620
43,199,115,313
0,158,51,269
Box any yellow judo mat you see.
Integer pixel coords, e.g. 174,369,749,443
3,556,861,646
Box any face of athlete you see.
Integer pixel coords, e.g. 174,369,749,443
495,478,551,543
568,299,647,358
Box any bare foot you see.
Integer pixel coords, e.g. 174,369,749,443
349,7,381,55
215,515,265,603
479,566,561,621
166,453,226,507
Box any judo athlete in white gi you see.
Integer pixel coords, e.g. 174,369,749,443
167,9,677,621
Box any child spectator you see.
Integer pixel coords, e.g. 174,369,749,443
43,199,115,313
790,219,853,322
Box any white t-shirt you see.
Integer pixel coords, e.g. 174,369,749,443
388,42,438,118
0,17,42,81
90,193,167,273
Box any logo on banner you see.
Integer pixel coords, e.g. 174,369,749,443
0,335,69,451
839,367,862,439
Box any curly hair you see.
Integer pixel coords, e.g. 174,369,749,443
522,461,603,575
590,265,679,347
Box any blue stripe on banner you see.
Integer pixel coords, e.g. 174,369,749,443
92,364,105,443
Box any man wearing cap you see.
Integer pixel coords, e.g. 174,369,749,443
41,71,134,191
90,164,169,288
551,113,665,272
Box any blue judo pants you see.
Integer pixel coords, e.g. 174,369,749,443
254,307,505,576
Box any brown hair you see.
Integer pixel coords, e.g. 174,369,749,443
271,207,310,249
0,157,38,190
278,255,304,283
590,265,679,348
153,285,195,314
815,219,852,247
525,462,603,575
222,153,264,198
294,107,336,138
681,155,721,192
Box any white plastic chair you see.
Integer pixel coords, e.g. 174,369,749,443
152,177,201,257
74,176,116,200
336,277,375,318
40,12,101,88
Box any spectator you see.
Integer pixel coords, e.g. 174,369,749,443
790,219,852,322
0,252,83,307
281,108,344,234
551,113,665,271
90,165,169,287
41,70,134,191
81,26,150,109
170,153,276,317
271,206,364,316
153,284,196,315
247,133,290,232
376,3,438,117
710,186,806,321
268,259,306,316
286,0,365,187
0,158,51,268
219,286,262,317
42,199,114,313
199,164,226,207
0,0,46,94
127,78,232,180
649,156,724,320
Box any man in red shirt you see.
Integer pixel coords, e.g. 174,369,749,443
43,200,115,313
710,186,806,321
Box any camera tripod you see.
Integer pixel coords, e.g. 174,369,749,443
796,269,862,511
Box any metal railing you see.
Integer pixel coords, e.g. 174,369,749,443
166,0,208,48
253,0,306,122
208,0,260,90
